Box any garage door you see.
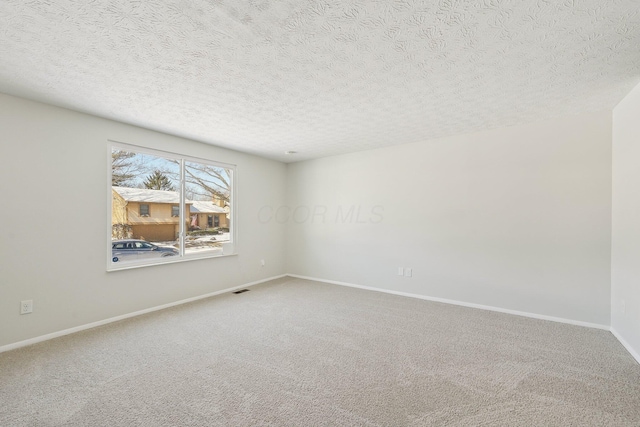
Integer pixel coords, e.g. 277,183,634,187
131,225,176,242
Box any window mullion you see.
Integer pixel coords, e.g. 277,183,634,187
179,158,186,257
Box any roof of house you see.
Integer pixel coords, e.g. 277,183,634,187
112,186,183,204
190,200,227,214
113,187,226,214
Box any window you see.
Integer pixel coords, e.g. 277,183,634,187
109,141,235,270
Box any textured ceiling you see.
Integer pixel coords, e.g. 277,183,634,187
1,1,639,162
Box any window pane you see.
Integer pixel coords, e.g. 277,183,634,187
109,144,235,270
183,160,232,257
111,148,181,265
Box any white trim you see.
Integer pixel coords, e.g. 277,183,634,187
5,273,626,357
179,157,186,257
0,274,286,354
106,252,238,272
610,328,640,365
108,140,238,168
287,274,610,331
107,142,115,268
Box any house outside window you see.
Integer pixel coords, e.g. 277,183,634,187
109,141,235,270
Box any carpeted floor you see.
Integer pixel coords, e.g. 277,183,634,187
1,277,639,426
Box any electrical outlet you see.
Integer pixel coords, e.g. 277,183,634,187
260,259,265,267
20,300,33,315
621,300,626,316
397,267,404,276
404,268,413,277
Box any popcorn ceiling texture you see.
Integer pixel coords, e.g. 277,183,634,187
0,0,639,162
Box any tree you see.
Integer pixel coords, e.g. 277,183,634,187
184,163,231,203
112,150,142,186
143,170,175,191
163,161,231,202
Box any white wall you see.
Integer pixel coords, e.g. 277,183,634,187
0,93,287,348
286,111,613,326
0,91,620,349
612,81,640,361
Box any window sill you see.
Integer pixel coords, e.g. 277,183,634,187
107,252,238,272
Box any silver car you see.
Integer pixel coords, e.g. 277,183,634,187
112,239,179,262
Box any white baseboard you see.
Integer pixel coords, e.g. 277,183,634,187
0,274,287,354
3,273,624,358
287,274,611,331
610,328,640,365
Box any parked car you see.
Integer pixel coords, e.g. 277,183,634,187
112,239,179,262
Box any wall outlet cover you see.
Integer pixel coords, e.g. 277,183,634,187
20,300,33,315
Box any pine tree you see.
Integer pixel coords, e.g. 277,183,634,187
143,170,175,191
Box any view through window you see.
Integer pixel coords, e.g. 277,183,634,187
109,143,234,269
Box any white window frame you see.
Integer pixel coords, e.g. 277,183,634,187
107,141,237,271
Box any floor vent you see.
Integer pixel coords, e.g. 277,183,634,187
233,289,250,294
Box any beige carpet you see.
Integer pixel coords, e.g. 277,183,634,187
1,277,639,426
